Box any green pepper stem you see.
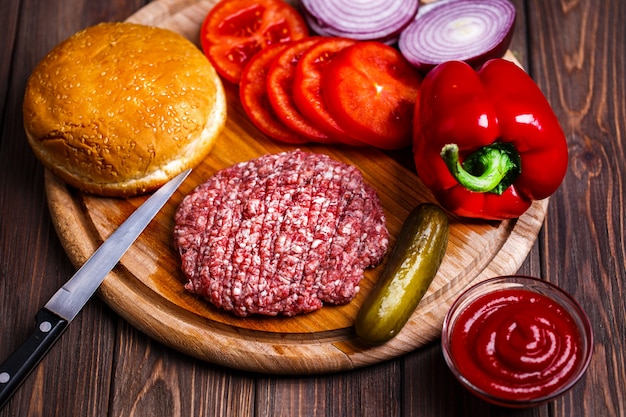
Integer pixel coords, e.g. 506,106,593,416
440,143,521,194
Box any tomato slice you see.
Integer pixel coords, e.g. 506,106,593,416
266,37,332,143
240,42,308,144
201,0,309,83
321,42,422,150
292,37,364,146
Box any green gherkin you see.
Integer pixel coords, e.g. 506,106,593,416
355,203,450,346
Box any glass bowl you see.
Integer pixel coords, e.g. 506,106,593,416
441,275,593,408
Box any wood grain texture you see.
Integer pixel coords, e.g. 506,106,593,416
525,1,626,416
0,1,147,415
44,0,548,374
2,0,624,415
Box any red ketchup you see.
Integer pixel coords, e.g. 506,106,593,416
449,288,584,403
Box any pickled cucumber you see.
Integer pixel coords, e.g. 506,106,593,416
355,203,449,345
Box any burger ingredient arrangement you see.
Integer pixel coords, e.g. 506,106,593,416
18,0,580,384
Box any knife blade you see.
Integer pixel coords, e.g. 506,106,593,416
0,168,190,409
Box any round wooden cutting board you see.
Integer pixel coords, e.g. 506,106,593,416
45,0,548,374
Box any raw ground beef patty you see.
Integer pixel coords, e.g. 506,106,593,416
173,150,389,317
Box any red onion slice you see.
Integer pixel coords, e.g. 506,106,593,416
398,0,516,73
299,0,419,43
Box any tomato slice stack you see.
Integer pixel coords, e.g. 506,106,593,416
201,0,422,150
292,37,363,146
266,37,331,143
240,43,308,144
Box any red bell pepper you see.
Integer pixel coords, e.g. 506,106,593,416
413,59,568,220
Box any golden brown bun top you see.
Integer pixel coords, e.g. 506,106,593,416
23,22,226,197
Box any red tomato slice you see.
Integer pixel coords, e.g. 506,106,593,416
266,37,333,143
321,42,422,150
240,42,308,144
201,0,309,83
292,37,364,146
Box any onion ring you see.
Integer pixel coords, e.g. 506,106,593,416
299,0,419,43
398,0,516,73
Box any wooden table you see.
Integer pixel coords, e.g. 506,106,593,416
1,0,624,415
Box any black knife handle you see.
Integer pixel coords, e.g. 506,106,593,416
0,308,68,410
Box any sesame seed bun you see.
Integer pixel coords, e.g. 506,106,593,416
23,22,227,197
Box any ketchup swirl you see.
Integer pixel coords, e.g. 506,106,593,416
450,288,583,401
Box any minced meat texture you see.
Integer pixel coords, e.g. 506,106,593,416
173,150,389,317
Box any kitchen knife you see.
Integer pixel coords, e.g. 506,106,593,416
0,168,190,409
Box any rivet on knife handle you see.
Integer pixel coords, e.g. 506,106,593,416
0,309,68,409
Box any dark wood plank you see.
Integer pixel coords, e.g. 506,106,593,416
0,0,147,414
256,375,331,417
256,360,402,417
0,0,20,124
527,0,626,416
108,321,256,416
326,361,402,417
